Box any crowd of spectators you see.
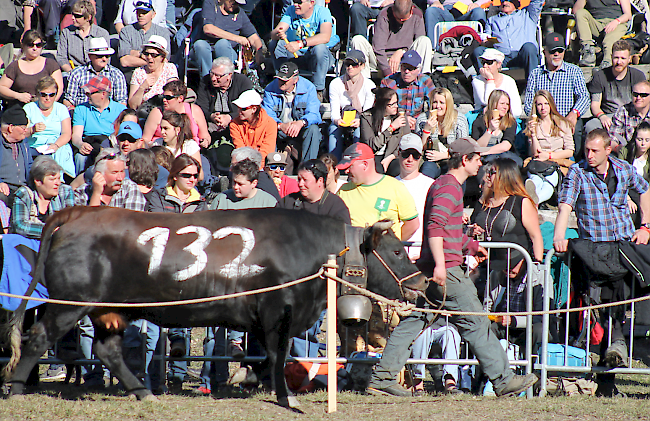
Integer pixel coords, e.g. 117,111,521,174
1,0,648,399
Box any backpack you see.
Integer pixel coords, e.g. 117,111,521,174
430,73,473,105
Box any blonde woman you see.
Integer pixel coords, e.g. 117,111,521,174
524,90,575,205
417,87,469,179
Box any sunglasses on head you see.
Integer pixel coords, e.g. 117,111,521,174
39,92,56,98
96,152,119,164
634,91,650,98
178,172,199,179
71,12,85,19
142,51,161,58
135,1,152,8
400,150,421,160
162,94,179,101
268,164,286,171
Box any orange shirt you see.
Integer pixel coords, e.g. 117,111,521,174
230,108,278,164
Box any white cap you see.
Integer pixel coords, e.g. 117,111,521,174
399,133,423,154
88,37,114,55
234,0,246,3
141,35,168,54
479,48,505,63
233,89,262,109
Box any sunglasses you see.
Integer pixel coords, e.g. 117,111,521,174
344,61,361,68
71,12,85,19
118,136,139,143
481,59,496,65
39,92,56,98
268,164,286,171
400,150,421,160
292,0,309,4
549,48,565,54
633,92,650,98
142,51,162,58
487,168,497,176
28,41,45,48
387,101,398,107
162,94,179,101
400,65,418,72
178,172,199,179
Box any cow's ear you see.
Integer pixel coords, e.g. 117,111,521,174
365,220,393,250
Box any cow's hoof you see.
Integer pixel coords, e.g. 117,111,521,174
142,394,159,402
278,395,300,408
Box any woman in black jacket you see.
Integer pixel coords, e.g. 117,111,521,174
471,89,521,166
359,87,409,176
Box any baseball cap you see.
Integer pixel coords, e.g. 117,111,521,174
88,37,114,55
400,50,421,68
117,121,143,141
266,152,288,166
336,143,375,170
141,35,168,54
490,248,525,272
448,138,491,156
479,48,505,63
344,49,366,65
1,105,28,126
399,133,423,154
82,75,112,94
545,32,566,51
275,62,299,80
232,89,262,109
134,0,154,12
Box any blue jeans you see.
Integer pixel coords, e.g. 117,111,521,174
349,3,381,38
123,319,161,390
273,41,334,91
192,39,238,77
167,327,191,382
200,327,229,390
472,43,540,80
328,124,360,160
278,124,323,162
78,315,104,383
425,5,487,44
420,161,441,179
291,310,326,358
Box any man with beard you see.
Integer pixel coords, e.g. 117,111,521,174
524,33,589,158
608,80,650,150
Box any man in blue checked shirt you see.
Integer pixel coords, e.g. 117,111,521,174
553,129,650,396
524,32,590,159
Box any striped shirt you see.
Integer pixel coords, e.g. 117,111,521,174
523,61,590,117
417,174,478,273
65,63,128,106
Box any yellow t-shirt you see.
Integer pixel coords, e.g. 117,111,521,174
337,175,418,237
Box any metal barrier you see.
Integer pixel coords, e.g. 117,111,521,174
538,248,650,397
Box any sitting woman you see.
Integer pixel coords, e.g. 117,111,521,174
471,89,521,166
142,80,209,146
472,48,522,117
359,87,408,177
524,90,574,206
418,87,469,179
56,0,109,72
23,76,75,179
159,110,204,180
328,49,375,159
0,30,63,111
620,122,650,227
128,35,178,110
319,153,345,193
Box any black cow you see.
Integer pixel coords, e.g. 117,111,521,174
3,206,427,407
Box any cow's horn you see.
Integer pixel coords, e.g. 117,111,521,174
373,220,393,232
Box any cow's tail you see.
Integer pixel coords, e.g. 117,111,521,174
3,207,78,380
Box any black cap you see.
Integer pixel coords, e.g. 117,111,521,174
275,62,299,80
545,32,566,51
344,49,366,65
1,105,28,126
505,0,520,8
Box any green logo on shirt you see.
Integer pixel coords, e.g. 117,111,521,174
374,198,391,212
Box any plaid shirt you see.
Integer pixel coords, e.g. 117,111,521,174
380,73,435,118
65,63,128,107
523,61,589,117
10,185,75,239
559,156,649,241
75,178,146,211
608,103,650,147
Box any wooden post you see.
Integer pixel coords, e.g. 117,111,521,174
326,254,337,413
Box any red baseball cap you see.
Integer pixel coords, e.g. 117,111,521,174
83,75,112,94
336,143,375,170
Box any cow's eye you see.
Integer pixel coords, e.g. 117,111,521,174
394,250,401,256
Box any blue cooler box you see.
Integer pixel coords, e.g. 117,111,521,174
546,343,588,367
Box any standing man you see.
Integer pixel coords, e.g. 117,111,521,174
65,38,128,110
586,40,646,134
262,62,322,170
366,137,538,397
554,129,650,396
524,32,590,158
608,80,650,149
574,0,632,67
192,0,264,77
271,0,340,101
350,0,432,78
395,133,434,261
337,142,419,240
380,50,434,120
118,0,171,77
472,0,543,80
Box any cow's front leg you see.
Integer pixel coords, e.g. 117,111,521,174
92,328,156,401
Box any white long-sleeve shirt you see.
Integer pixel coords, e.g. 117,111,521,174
115,0,168,27
472,73,523,118
328,76,376,122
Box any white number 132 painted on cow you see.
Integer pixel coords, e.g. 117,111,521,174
136,226,265,282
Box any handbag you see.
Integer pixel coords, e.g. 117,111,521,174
524,159,560,177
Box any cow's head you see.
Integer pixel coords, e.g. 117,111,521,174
362,220,428,302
